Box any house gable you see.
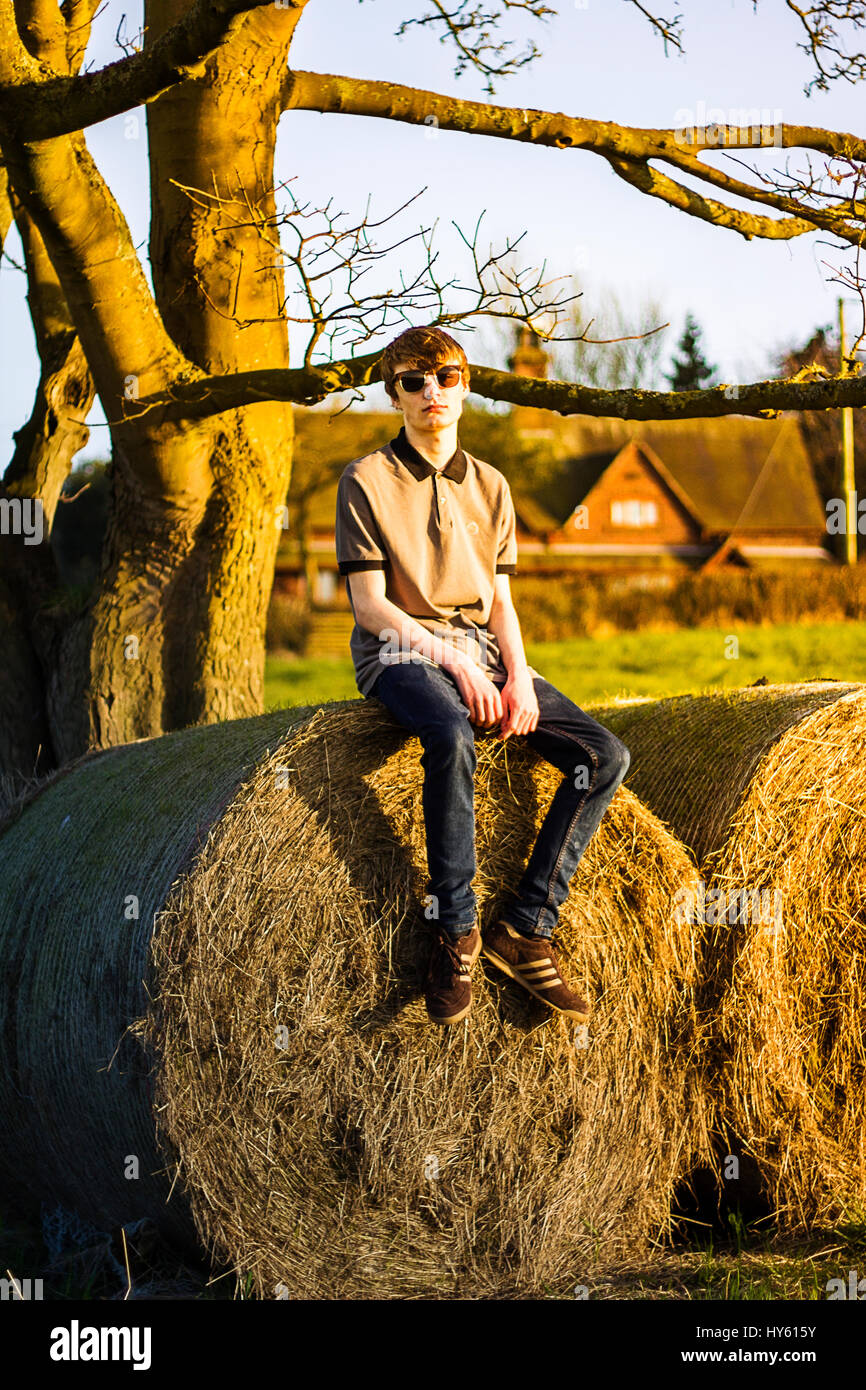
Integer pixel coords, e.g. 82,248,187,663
274,405,832,584
547,440,703,546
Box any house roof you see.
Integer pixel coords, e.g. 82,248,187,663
540,414,825,534
512,492,562,536
285,405,826,541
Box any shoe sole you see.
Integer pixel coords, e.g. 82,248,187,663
428,1002,471,1025
426,932,483,1025
481,945,591,1023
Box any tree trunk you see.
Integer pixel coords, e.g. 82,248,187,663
57,0,305,747
2,2,309,763
0,181,95,803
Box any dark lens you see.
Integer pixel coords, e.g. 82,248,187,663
436,367,462,387
397,373,425,393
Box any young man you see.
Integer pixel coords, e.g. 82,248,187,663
335,325,630,1026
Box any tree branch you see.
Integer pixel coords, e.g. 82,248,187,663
120,351,866,423
389,0,554,96
0,160,12,256
282,70,866,162
0,0,302,140
784,0,866,93
281,70,866,243
606,154,817,241
624,0,684,52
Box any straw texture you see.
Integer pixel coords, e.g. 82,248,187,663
710,689,866,1228
586,681,863,867
0,707,315,1245
586,680,866,1227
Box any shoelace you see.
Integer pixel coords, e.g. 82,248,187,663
434,932,470,984
544,939,562,970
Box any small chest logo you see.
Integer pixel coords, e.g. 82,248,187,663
466,520,479,535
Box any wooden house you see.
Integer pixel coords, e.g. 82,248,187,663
274,406,830,610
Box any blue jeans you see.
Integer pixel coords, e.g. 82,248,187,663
366,659,631,940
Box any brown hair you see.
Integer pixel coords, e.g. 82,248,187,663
380,325,469,403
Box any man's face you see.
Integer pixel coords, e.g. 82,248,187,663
389,360,469,433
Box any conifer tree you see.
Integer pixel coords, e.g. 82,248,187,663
665,314,717,391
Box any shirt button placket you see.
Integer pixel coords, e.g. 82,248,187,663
440,479,451,529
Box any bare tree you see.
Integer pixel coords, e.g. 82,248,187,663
561,284,670,391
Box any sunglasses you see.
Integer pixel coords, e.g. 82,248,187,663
394,366,464,393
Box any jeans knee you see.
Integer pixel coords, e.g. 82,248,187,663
604,735,630,784
421,715,475,757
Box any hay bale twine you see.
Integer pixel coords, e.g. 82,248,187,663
1,698,705,1297
708,688,866,1228
586,681,863,868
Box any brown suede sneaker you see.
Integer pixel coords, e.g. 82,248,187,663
482,920,591,1022
425,925,481,1025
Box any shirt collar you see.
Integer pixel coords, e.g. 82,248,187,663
388,425,467,483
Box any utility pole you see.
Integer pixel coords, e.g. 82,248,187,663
838,297,857,565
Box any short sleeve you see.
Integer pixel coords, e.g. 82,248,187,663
495,482,518,575
336,472,388,574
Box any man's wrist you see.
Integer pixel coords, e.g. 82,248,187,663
436,643,468,673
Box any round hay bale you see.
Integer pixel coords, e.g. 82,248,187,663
1,698,705,1297
708,688,866,1229
0,707,315,1248
585,680,866,1226
585,680,863,868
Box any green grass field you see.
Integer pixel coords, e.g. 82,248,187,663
265,620,866,710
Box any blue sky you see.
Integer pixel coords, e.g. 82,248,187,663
2,0,864,460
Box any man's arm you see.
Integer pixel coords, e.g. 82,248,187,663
487,574,531,677
486,575,539,738
348,570,504,729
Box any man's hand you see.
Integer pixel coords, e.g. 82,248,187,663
446,654,539,738
497,668,539,740
446,653,504,729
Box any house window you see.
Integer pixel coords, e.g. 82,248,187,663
315,569,337,602
610,499,658,527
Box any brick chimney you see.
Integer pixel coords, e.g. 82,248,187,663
506,327,555,437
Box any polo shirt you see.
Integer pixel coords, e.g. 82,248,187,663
335,425,539,697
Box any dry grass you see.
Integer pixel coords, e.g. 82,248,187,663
141,699,708,1299
708,690,866,1230
587,680,864,867
587,681,866,1232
